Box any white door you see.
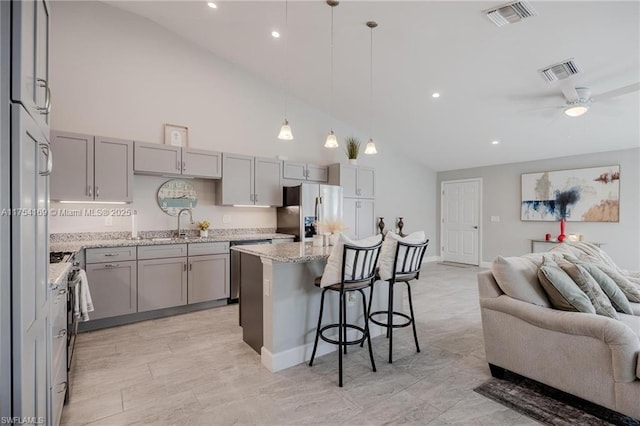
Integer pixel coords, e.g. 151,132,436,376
441,179,481,265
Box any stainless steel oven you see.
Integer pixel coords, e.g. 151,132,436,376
229,239,271,304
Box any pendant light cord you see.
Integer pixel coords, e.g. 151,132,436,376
283,0,289,118
369,23,374,138
330,6,334,103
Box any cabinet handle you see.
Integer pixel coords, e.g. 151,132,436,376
182,161,186,171
189,263,192,271
254,194,258,203
38,141,53,176
55,329,67,338
104,263,117,268
177,161,181,171
88,185,92,197
36,78,51,114
104,253,119,257
183,263,187,271
96,186,100,197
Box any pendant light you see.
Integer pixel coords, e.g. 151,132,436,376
324,1,339,149
364,21,378,155
278,0,294,140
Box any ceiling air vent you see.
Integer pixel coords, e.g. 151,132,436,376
485,1,537,27
538,59,581,82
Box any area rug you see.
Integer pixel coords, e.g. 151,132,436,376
474,371,640,426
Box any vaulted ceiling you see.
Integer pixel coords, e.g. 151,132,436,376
106,1,640,171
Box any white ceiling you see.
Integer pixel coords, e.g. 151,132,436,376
106,1,640,171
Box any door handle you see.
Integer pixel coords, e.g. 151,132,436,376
36,78,51,114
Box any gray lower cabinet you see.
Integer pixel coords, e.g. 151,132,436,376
188,254,230,303
85,260,137,320
137,257,188,312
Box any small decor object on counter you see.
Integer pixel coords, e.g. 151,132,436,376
131,211,139,239
164,123,189,148
345,136,360,165
198,220,210,238
545,233,551,241
157,179,197,216
397,217,405,237
557,217,567,242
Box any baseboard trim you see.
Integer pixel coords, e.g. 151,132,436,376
423,256,440,264
480,261,492,268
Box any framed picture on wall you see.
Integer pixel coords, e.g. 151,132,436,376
521,165,620,222
164,124,189,148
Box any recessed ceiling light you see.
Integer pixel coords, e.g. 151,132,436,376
272,31,281,38
207,2,217,9
431,92,440,98
491,140,500,145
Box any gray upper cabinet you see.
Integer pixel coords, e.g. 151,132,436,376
283,161,327,182
134,142,181,175
134,141,221,179
328,163,375,198
50,131,133,202
255,157,283,206
217,154,282,206
11,0,50,133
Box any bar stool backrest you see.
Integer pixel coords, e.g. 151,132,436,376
340,242,382,288
392,239,430,280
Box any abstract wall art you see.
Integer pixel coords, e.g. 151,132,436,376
521,165,620,222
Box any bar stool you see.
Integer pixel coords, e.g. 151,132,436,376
368,239,429,363
309,241,382,387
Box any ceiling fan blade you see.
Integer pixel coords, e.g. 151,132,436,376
592,82,640,102
560,84,579,101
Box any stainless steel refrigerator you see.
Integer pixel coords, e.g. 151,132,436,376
276,183,343,242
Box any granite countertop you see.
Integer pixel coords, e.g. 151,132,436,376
49,233,295,253
231,241,333,263
49,262,73,286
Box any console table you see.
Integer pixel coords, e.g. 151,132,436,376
530,240,603,254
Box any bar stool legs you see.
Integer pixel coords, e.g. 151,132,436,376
368,279,420,364
308,288,377,387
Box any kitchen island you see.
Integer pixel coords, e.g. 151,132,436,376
232,241,394,372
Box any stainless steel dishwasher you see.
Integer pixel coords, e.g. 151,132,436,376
229,239,271,304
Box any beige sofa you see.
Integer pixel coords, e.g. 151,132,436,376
477,243,640,419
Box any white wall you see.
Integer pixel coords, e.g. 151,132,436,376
437,148,640,270
48,1,437,250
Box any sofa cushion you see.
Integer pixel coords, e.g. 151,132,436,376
556,257,619,319
320,233,382,288
492,255,551,307
537,257,595,314
378,230,426,281
629,302,640,316
618,314,640,339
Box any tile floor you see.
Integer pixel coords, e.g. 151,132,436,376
61,263,540,425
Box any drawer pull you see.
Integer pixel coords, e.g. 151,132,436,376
104,264,117,268
104,253,119,257
55,329,67,338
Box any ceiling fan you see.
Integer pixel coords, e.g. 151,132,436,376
558,82,640,117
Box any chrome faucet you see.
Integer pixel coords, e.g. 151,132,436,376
177,208,194,238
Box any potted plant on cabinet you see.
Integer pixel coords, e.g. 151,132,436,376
345,137,360,165
198,220,210,238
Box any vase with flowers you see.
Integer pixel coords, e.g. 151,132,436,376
198,220,210,238
316,218,347,245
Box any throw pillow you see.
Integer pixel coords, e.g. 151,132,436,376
492,255,552,307
320,233,382,288
594,263,640,303
378,231,426,281
562,255,634,314
537,257,595,314
556,257,619,319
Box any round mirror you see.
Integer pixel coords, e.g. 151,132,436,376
157,179,198,216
